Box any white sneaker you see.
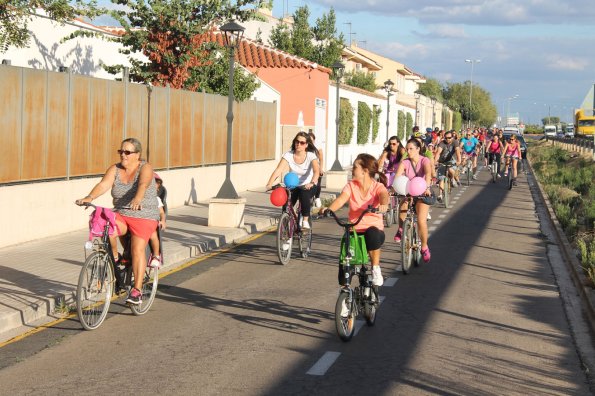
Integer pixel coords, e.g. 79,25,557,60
472,174,477,180
149,256,162,269
282,242,291,251
372,266,384,286
340,297,349,317
301,220,311,229
427,212,432,220
451,179,458,187
314,198,322,208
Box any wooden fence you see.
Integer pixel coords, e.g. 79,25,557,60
0,65,276,184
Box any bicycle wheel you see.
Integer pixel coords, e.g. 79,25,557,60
508,165,513,190
401,219,413,274
277,212,293,265
76,251,113,330
364,285,378,326
466,162,471,186
491,162,497,183
384,200,394,227
412,223,422,267
335,290,355,342
444,180,450,209
299,217,312,258
130,255,159,316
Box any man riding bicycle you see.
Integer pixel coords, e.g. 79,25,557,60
434,131,461,200
460,128,480,180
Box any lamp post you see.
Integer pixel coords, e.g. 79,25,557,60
330,61,345,171
414,93,420,127
465,59,481,128
506,94,519,124
431,97,437,128
384,79,394,141
215,20,245,199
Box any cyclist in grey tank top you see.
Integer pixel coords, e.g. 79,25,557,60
76,137,159,305
112,161,159,220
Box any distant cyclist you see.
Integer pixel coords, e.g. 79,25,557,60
487,134,504,178
435,131,461,199
502,134,521,185
377,135,405,189
459,128,480,179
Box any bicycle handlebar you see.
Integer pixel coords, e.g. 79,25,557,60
323,206,378,229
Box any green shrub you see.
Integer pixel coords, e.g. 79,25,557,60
372,105,381,142
357,102,372,144
344,71,377,92
577,236,595,286
338,98,354,144
406,112,413,136
397,110,406,141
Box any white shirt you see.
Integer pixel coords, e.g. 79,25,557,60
282,151,318,186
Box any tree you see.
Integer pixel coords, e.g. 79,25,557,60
0,0,102,51
83,0,263,99
357,101,372,144
338,98,354,144
443,81,497,127
344,71,376,92
417,78,443,102
269,5,343,68
542,116,560,125
406,112,413,136
397,110,406,141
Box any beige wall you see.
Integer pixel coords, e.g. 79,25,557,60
0,160,276,249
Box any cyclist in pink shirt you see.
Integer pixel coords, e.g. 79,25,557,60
503,135,521,185
320,153,389,286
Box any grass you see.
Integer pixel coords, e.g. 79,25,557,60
529,140,595,287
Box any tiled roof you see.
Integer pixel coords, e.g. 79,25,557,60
207,31,331,74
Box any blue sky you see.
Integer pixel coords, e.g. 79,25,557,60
96,0,595,125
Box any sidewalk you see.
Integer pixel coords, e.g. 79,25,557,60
0,188,335,342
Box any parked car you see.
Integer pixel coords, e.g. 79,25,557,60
503,126,520,135
502,132,528,160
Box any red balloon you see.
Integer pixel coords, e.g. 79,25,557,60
270,187,288,207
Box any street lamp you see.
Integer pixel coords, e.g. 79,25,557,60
384,79,394,141
506,94,519,124
414,93,420,127
465,59,481,127
330,60,345,171
215,20,245,199
431,97,437,128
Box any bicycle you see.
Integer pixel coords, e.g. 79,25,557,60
504,157,517,190
76,203,160,330
399,196,422,274
272,185,313,265
437,163,453,208
489,155,498,183
323,207,380,342
383,191,398,227
461,154,473,186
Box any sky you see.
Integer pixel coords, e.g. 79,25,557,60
95,0,595,126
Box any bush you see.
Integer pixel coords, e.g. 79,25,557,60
577,236,595,286
406,112,413,136
372,106,381,142
357,102,372,144
338,98,354,144
344,71,377,92
397,110,406,141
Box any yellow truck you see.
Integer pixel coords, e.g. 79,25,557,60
574,109,595,137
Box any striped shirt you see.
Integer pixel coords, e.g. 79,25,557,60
111,161,159,220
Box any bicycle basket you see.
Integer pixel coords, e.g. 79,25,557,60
339,231,369,265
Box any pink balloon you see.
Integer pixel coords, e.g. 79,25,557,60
407,177,427,196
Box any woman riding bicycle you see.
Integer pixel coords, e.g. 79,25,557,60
394,138,435,262
377,135,405,189
266,131,320,228
487,134,504,177
502,134,521,185
75,137,159,305
320,153,389,286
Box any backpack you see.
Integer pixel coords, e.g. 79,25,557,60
88,207,119,240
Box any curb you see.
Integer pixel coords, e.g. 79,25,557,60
0,215,279,341
527,157,595,335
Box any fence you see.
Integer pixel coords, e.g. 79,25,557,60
547,136,595,160
0,65,277,184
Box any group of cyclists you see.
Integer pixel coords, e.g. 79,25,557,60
78,126,522,306
265,126,523,289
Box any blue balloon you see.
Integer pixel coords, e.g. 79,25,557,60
283,172,299,188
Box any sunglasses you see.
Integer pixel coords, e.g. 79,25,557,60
117,150,138,156
390,143,398,146
295,140,308,146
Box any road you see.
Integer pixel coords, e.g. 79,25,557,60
0,168,592,395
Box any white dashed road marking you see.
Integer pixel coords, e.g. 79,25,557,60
306,352,341,376
384,277,399,287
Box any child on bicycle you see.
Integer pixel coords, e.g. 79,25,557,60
148,173,166,268
319,153,389,286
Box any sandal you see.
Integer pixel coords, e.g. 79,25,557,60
421,247,431,263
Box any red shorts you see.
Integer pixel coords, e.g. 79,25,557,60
115,213,158,242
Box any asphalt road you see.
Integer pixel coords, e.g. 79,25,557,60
0,167,592,395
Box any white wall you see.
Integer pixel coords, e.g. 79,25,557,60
327,85,390,170
2,10,144,78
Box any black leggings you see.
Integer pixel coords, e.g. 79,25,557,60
314,177,322,199
488,153,501,174
290,187,314,217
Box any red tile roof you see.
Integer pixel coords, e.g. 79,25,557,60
206,31,331,74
